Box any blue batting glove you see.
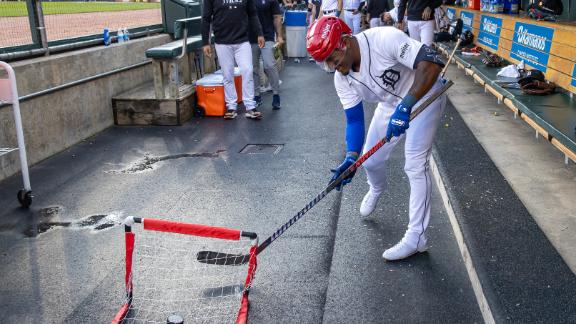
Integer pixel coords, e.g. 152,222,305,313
386,95,417,141
335,10,341,17
330,153,358,191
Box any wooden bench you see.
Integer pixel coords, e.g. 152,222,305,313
112,17,219,126
445,7,576,94
145,17,216,100
436,39,576,164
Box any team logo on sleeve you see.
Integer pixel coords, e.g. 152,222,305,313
378,69,400,90
399,43,410,59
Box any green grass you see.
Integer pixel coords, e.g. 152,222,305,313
0,1,160,17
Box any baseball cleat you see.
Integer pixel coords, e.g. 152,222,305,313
383,239,428,261
360,189,381,217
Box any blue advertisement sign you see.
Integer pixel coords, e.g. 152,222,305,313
478,15,502,51
460,11,474,32
510,22,554,73
572,64,576,87
446,8,455,21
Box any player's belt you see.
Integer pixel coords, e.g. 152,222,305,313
323,9,337,13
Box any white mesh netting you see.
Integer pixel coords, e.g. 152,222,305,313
120,229,255,324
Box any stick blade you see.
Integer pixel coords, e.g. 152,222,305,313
196,250,251,266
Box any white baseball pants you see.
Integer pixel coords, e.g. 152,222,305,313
407,20,435,46
361,85,446,247
214,42,256,110
343,10,362,35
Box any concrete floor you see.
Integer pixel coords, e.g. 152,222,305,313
444,68,576,274
0,61,482,323
1,58,575,323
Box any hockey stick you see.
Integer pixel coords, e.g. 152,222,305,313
197,79,454,266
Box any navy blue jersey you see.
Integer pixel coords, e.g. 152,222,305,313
250,0,282,43
202,0,263,45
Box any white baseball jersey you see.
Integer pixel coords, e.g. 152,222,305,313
334,27,424,110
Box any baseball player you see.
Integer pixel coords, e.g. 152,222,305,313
306,16,446,261
397,0,442,46
342,0,363,34
250,0,284,110
319,0,342,17
202,0,265,119
366,0,389,28
383,0,407,30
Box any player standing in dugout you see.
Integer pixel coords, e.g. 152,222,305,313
202,0,265,119
397,0,442,46
307,16,446,261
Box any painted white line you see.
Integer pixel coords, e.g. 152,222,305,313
430,156,496,324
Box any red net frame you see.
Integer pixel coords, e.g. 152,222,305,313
112,217,258,324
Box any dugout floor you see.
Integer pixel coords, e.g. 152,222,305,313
0,60,574,323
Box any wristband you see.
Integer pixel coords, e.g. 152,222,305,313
398,94,418,113
345,152,358,160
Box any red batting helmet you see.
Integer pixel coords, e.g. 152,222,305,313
306,16,352,62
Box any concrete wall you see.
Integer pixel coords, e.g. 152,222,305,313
0,34,170,182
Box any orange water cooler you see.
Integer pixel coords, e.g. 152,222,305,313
195,68,243,117
195,74,227,116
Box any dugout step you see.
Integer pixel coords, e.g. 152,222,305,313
112,81,196,126
433,100,576,322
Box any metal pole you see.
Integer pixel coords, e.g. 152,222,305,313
25,0,41,46
26,0,48,53
1,62,31,191
34,0,50,56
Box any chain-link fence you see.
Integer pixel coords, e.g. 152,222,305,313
0,0,162,54
0,1,33,48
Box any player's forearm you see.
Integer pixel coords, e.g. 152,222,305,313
338,0,343,12
407,61,442,99
274,15,283,38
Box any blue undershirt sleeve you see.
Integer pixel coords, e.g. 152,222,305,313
344,102,365,154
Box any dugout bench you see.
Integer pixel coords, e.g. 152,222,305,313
436,7,576,164
145,17,211,100
113,16,218,125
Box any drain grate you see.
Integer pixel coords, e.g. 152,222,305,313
239,144,283,155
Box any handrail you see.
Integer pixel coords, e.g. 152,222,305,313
0,60,151,110
173,17,203,60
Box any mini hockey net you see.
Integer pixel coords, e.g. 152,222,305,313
112,217,258,324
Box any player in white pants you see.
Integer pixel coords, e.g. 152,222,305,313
343,0,362,34
398,0,441,46
215,43,260,114
307,16,446,261
320,0,342,17
201,0,265,119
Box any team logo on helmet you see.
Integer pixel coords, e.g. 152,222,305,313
321,24,332,40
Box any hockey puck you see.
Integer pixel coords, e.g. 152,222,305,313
167,313,184,324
